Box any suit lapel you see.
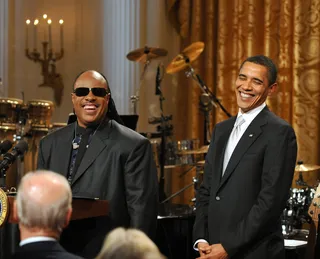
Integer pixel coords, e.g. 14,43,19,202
56,125,74,178
214,118,236,181
218,108,269,189
71,119,112,185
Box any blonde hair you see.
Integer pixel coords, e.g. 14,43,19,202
96,228,165,259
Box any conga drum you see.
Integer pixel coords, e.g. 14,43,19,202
24,100,54,173
0,98,23,124
27,99,54,129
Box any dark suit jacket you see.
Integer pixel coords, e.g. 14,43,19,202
193,107,297,259
11,241,84,259
37,119,158,258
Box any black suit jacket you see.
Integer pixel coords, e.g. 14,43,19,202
37,119,158,258
11,241,84,259
193,107,297,259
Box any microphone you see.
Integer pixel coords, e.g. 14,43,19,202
0,140,28,171
155,64,161,95
0,140,13,155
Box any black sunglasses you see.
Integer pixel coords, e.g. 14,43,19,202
73,87,109,97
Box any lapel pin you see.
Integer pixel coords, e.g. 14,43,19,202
72,143,79,150
249,134,254,138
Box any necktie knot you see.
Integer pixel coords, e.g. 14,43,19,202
234,115,245,128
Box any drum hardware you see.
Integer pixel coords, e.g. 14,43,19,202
127,46,168,115
295,160,320,187
281,187,315,238
176,145,209,155
161,176,199,204
167,42,231,144
200,93,214,144
166,42,231,117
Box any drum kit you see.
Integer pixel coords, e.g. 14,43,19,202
0,97,65,189
282,161,320,238
126,41,224,205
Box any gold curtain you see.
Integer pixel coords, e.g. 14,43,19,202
166,0,320,186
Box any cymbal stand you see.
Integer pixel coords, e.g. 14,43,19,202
130,58,151,115
199,93,213,145
154,64,173,202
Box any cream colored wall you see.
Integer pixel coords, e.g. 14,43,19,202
8,0,104,123
7,0,180,130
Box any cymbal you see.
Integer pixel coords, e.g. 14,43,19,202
295,164,320,172
177,145,209,155
126,46,168,63
166,41,205,74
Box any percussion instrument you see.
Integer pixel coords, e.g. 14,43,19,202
27,99,54,129
0,98,23,125
281,187,315,237
166,139,200,166
166,42,205,74
126,46,168,63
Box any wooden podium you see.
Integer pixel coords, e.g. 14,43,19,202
6,196,109,223
0,195,108,259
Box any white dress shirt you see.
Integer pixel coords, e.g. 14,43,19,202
193,103,266,251
20,236,56,247
222,103,266,174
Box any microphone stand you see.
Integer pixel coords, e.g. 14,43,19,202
130,57,151,115
184,64,232,118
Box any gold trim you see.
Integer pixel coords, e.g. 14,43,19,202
0,188,9,227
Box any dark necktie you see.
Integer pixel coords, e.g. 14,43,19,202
72,127,94,179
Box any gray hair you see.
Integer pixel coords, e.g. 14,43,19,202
96,228,166,259
16,170,72,233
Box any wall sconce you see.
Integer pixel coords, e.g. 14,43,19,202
25,14,64,105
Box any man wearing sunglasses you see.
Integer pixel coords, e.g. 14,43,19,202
37,70,158,258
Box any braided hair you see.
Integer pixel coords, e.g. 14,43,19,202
72,70,124,125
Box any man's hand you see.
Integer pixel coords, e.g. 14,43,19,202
197,242,210,256
197,243,228,259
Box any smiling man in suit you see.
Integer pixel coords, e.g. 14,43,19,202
12,170,84,259
37,70,158,258
193,55,297,259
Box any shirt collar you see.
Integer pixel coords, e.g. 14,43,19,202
236,103,266,125
20,236,57,247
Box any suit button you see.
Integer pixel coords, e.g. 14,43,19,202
215,196,220,201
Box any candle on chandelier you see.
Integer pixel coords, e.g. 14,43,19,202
33,19,39,50
43,14,48,41
59,19,64,49
47,19,52,50
25,19,30,49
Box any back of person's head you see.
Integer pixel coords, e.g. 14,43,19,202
16,170,72,234
240,55,278,86
96,228,166,259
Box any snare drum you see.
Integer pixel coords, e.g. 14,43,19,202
27,99,54,129
0,98,23,124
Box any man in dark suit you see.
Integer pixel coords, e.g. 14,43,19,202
37,70,158,258
12,170,84,259
193,55,297,259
